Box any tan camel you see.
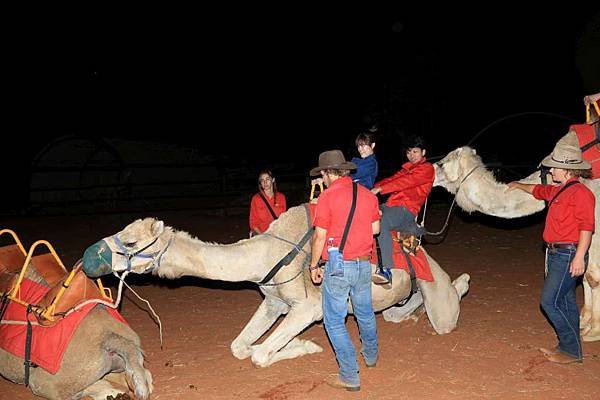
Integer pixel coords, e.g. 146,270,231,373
82,204,470,367
433,146,600,342
0,263,153,400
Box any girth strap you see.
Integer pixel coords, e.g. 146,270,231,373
24,305,37,387
259,205,313,285
398,251,418,306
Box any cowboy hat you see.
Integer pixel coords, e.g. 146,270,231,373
540,144,591,170
310,150,357,177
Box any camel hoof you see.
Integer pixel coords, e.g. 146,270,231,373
302,340,323,354
231,343,253,360
251,350,272,367
452,273,470,298
581,332,600,342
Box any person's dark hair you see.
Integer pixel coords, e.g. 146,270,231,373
257,169,278,198
405,135,426,150
355,132,376,148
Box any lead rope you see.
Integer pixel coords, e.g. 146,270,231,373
420,165,483,237
112,271,164,349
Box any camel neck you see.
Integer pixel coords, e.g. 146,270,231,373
156,233,274,282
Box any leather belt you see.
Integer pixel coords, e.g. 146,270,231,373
344,255,371,262
546,242,578,251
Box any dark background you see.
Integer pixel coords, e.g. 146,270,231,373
5,6,600,213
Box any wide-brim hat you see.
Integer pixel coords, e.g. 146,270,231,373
540,144,591,170
310,150,357,177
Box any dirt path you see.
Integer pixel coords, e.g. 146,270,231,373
1,206,599,399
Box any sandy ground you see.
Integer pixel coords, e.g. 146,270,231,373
1,204,599,400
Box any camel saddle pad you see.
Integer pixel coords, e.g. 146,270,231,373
370,238,434,282
0,278,126,374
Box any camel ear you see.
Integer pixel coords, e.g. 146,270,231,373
151,220,164,236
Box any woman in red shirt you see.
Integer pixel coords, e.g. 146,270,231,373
249,169,287,236
507,144,595,364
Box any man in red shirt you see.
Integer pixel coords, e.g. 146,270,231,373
371,136,434,284
309,150,380,392
507,144,595,364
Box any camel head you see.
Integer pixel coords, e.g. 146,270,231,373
433,146,484,194
83,217,171,277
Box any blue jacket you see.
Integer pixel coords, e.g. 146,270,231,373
351,154,378,189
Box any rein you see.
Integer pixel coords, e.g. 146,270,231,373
258,204,313,287
423,164,485,236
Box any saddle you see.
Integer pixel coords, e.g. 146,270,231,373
392,233,421,255
0,229,112,327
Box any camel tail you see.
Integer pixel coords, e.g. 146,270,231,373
102,333,154,400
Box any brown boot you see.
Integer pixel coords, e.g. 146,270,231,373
546,352,582,364
538,346,560,356
325,375,360,392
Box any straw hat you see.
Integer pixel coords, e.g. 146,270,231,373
540,144,591,170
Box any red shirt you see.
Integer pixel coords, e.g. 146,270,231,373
572,123,600,179
532,177,595,243
249,191,287,233
375,158,434,215
313,176,380,260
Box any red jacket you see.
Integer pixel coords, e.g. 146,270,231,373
572,124,600,179
374,159,434,215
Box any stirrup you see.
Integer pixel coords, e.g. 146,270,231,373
394,234,420,255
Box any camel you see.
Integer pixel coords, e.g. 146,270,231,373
82,204,471,368
0,263,153,400
433,145,600,342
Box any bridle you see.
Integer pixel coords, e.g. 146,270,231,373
113,232,173,274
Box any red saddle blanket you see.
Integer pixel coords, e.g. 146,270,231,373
0,279,126,374
370,239,434,282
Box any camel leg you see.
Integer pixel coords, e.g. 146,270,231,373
231,296,290,360
250,302,322,367
382,291,424,323
582,265,600,341
418,254,470,334
267,337,323,364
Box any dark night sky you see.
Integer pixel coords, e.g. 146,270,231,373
7,7,600,171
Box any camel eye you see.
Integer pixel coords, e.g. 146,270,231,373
123,240,136,248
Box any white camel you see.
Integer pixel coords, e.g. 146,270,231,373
433,146,600,342
82,204,470,367
0,264,153,400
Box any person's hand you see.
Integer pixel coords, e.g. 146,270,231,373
570,257,586,277
371,187,382,195
310,266,323,284
505,182,519,193
311,177,323,186
584,93,600,106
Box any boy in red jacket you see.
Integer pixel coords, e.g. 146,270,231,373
371,136,434,284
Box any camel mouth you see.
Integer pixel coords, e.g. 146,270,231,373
82,240,116,278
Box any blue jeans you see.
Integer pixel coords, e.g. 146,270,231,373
322,259,378,386
540,247,586,359
379,204,425,269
